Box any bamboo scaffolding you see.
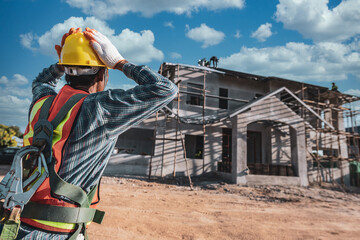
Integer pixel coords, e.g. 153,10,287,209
301,83,305,118
157,63,360,187
172,65,180,178
179,85,211,93
177,120,193,189
315,128,322,185
171,65,193,188
178,90,249,103
202,71,206,174
337,132,344,184
148,112,158,180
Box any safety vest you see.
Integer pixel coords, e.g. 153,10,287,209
20,85,101,233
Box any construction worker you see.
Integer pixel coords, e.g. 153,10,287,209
0,27,177,239
331,82,339,92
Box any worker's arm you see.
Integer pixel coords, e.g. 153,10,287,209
84,62,178,139
29,64,64,111
82,28,178,139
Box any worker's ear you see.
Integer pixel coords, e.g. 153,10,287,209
94,68,108,92
95,68,106,83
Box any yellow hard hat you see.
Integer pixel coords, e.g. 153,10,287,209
59,32,106,67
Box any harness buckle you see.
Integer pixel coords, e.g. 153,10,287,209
8,207,21,223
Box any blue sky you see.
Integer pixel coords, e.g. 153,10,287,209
0,0,359,132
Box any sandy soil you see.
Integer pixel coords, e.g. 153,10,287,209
1,166,360,240
87,175,360,240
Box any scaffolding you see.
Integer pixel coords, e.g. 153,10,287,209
296,87,359,186
146,63,360,187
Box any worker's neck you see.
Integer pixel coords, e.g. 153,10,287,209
71,81,104,94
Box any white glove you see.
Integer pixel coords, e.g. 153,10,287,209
84,28,124,69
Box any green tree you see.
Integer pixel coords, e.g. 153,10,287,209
9,125,23,138
0,124,18,148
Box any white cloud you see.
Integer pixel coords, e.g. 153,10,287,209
345,89,360,97
0,74,29,87
251,23,273,42
106,82,136,91
55,80,66,93
11,74,29,86
0,74,33,131
0,76,8,84
186,23,225,48
275,0,360,42
164,21,175,29
170,52,182,59
234,30,242,39
20,16,164,64
19,32,37,51
219,40,360,82
0,95,31,132
65,0,245,18
0,86,31,98
120,84,137,90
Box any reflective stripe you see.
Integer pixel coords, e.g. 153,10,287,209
52,104,76,146
31,219,91,231
32,219,77,230
23,97,49,147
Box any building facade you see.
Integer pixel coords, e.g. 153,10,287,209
106,63,360,186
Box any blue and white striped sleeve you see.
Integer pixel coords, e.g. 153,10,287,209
30,64,63,110
84,62,178,139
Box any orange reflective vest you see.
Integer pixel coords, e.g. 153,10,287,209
21,85,100,233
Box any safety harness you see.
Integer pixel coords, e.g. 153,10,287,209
0,90,105,240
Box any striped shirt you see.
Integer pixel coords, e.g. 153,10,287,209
2,62,177,239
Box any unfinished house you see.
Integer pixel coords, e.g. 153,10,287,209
106,62,360,187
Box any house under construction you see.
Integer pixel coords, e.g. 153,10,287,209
106,62,360,187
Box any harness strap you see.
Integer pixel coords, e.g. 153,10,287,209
0,220,20,240
38,93,90,208
32,96,56,162
49,160,90,208
68,223,86,240
21,202,104,224
0,207,21,240
38,94,87,124
36,93,92,239
49,94,87,128
38,96,56,120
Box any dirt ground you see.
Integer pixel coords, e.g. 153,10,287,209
1,166,360,240
87,174,360,240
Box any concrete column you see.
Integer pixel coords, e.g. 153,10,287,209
290,127,299,174
151,115,167,176
265,126,272,164
294,124,308,186
206,126,222,172
231,115,247,184
324,107,332,129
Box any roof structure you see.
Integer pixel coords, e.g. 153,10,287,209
165,86,334,129
161,62,360,105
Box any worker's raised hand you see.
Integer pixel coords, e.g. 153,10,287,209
55,28,82,59
84,27,124,69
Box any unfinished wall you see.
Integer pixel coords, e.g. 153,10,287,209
231,96,308,186
106,111,231,178
271,125,292,165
